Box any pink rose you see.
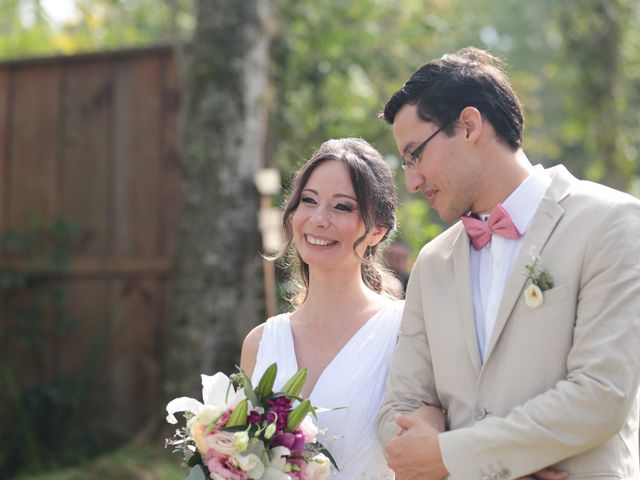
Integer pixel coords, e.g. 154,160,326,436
205,449,248,480
206,431,236,455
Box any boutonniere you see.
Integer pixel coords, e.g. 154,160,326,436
523,249,554,309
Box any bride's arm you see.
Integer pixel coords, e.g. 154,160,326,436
405,405,446,433
240,323,265,377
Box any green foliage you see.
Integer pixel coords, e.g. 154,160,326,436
3,0,638,258
12,445,184,480
0,0,195,60
396,197,444,262
270,0,445,172
269,0,450,258
0,215,79,353
0,215,103,478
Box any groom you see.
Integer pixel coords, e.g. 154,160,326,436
378,47,640,479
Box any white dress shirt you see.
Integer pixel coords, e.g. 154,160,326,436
470,165,551,361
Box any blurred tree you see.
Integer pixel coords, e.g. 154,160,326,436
441,0,640,191
166,0,273,394
268,0,452,258
269,0,450,170
558,0,639,190
1,0,638,313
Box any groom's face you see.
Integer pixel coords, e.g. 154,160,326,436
392,104,479,222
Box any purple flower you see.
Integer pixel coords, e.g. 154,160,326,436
270,432,305,452
267,398,292,418
248,411,262,424
267,397,292,431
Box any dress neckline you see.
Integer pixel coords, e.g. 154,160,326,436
284,302,390,399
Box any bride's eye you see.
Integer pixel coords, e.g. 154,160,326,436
301,196,317,205
335,203,354,212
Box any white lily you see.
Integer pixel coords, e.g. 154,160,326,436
165,372,246,424
234,452,266,479
258,446,293,480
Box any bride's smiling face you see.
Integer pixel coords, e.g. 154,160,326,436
292,160,370,270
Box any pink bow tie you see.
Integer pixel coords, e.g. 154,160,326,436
460,204,522,250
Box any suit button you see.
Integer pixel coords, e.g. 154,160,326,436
474,407,488,420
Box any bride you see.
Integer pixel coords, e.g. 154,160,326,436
241,137,402,479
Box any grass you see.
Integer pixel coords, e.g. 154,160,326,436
12,445,186,480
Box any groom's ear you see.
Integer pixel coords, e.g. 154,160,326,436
458,106,483,143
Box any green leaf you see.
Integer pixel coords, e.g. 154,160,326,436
316,441,340,471
255,362,278,399
187,451,202,467
236,369,259,407
186,464,207,480
286,398,311,432
538,270,554,291
226,398,248,427
280,368,308,397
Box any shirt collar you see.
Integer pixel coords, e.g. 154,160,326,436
501,164,551,235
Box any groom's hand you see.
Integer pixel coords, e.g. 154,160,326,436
385,411,448,480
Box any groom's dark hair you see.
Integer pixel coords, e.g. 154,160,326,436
380,47,524,151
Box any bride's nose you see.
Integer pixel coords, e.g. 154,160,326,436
309,206,330,228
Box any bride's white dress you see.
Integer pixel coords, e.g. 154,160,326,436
251,300,403,479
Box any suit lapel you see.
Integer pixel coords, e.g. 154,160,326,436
452,225,482,375
483,166,575,362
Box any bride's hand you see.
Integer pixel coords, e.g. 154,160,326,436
398,405,446,434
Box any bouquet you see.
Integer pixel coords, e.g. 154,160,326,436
165,363,336,480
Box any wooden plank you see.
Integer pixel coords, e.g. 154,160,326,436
0,69,11,353
6,64,62,386
58,278,110,413
112,54,162,257
9,64,62,228
109,52,168,433
0,69,10,235
61,59,112,256
108,276,162,433
3,285,57,387
158,51,183,258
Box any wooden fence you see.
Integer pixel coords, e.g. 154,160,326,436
0,45,182,436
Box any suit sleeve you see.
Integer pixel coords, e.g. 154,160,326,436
378,249,442,446
439,199,640,479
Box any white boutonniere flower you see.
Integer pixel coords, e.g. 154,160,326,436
524,283,544,308
523,249,554,309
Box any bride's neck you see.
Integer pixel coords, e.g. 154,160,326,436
295,268,382,323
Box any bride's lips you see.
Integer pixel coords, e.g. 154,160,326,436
304,233,338,247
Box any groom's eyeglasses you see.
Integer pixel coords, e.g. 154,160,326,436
401,119,456,170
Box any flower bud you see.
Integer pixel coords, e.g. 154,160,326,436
234,431,249,452
264,422,277,440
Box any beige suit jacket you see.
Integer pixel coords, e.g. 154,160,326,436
379,165,640,479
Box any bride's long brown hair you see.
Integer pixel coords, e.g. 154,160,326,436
277,138,397,306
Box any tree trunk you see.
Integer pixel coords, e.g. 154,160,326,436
167,0,272,396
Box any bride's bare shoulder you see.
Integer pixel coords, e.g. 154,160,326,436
240,323,266,376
